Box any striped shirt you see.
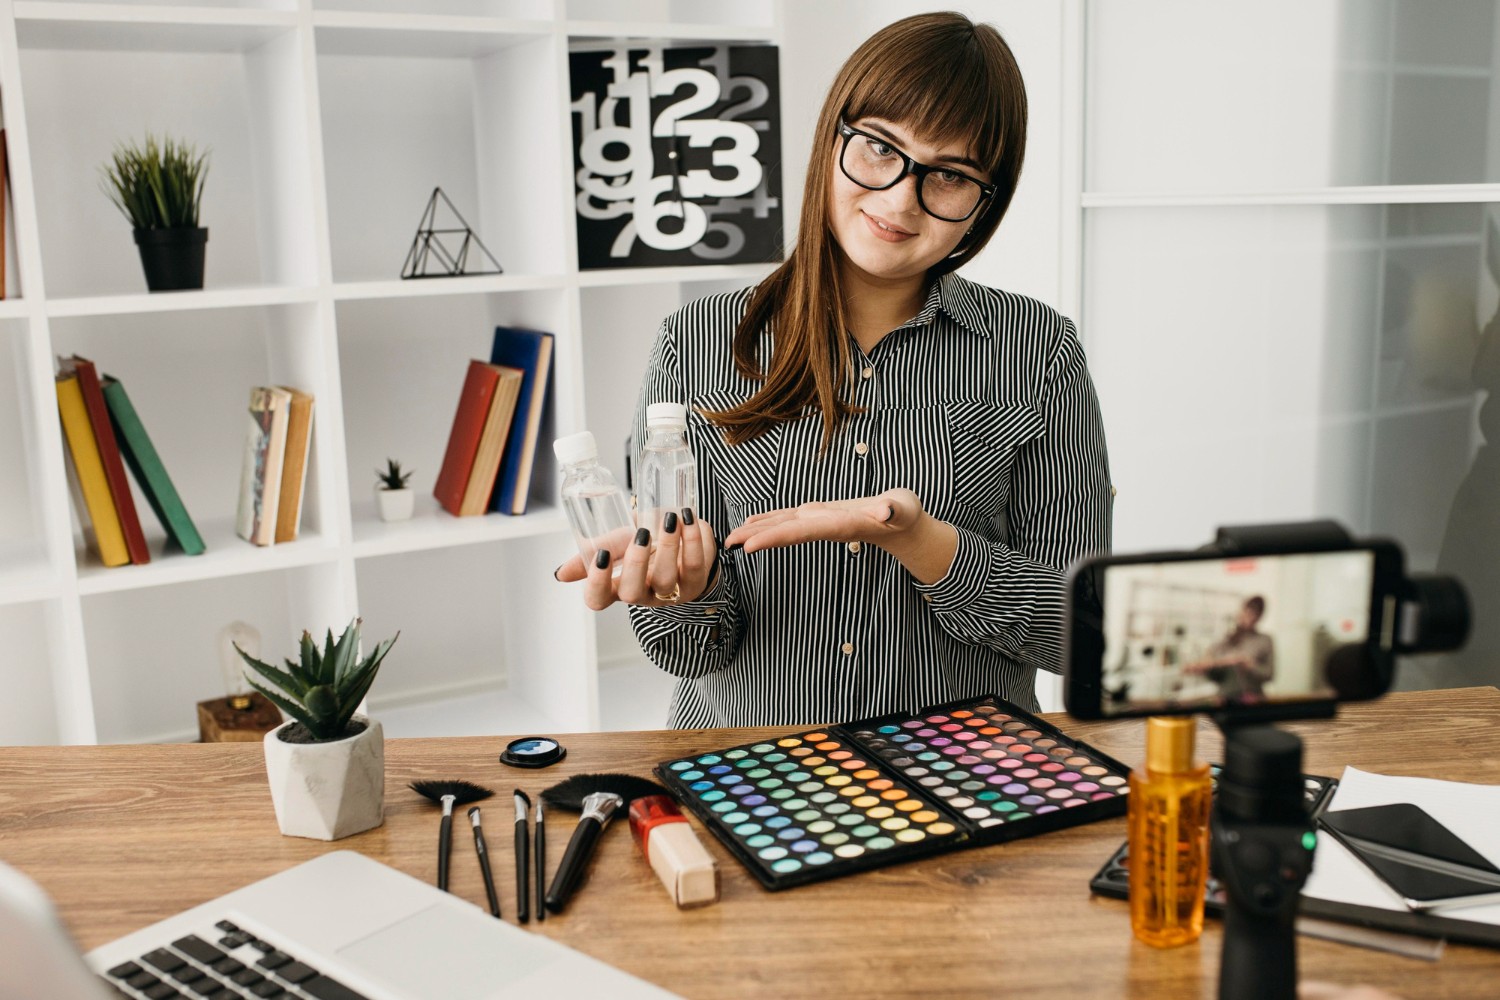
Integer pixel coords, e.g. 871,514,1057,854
628,272,1114,728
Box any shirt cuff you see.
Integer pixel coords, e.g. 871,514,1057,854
912,526,990,611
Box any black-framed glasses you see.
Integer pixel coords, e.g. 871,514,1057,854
836,120,996,223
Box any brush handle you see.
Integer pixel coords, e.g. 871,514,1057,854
545,815,605,913
472,823,500,918
515,817,530,923
535,812,546,922
438,810,454,891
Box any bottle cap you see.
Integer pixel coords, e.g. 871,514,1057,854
553,431,598,465
1144,716,1197,773
645,402,688,430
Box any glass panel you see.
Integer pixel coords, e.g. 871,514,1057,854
1086,0,1500,191
1084,202,1498,687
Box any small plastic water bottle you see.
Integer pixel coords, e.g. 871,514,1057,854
554,431,632,570
636,402,698,539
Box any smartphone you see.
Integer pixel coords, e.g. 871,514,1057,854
1064,542,1405,720
1320,803,1500,912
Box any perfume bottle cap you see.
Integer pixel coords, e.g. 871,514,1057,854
553,431,599,465
1145,716,1197,773
645,401,688,430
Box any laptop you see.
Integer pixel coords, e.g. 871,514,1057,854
0,850,678,1000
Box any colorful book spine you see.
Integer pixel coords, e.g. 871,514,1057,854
434,360,502,517
274,387,315,543
488,327,555,516
235,386,292,546
459,366,524,517
56,372,130,567
64,356,150,564
101,375,205,556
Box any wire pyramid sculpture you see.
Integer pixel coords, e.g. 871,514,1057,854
401,187,504,279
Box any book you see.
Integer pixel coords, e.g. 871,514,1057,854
459,365,524,516
56,371,130,567
273,387,315,543
235,386,292,546
101,375,205,556
59,355,149,565
433,360,502,516
488,327,555,516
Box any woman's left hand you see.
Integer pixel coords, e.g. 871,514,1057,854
723,488,926,553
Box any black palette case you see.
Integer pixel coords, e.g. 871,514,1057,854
657,695,1132,890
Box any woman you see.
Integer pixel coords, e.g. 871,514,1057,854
558,12,1114,728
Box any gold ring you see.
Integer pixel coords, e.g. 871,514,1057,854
653,584,681,604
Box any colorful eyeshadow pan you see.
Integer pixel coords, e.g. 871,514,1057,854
658,695,1131,890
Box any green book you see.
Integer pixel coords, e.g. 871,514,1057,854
101,375,205,556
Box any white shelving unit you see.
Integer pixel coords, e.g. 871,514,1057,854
0,0,785,744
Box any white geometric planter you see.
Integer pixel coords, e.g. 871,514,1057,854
376,487,415,522
262,715,385,841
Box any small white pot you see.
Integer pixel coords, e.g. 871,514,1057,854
376,487,414,522
262,714,385,841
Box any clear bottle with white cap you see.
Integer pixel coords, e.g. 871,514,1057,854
636,402,698,541
553,431,632,571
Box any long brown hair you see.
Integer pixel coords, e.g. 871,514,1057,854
704,12,1028,449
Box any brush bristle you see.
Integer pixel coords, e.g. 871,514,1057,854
408,779,495,805
513,788,531,805
540,772,667,810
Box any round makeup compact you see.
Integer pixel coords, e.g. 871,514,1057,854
500,736,567,769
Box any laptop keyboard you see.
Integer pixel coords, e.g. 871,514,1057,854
100,918,369,1000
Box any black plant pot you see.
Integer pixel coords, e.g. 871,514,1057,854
133,226,208,292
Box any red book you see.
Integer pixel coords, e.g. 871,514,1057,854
60,355,150,564
433,360,503,516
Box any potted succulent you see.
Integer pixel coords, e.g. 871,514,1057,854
100,133,209,292
375,458,415,522
235,618,398,841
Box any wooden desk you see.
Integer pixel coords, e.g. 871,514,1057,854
3,689,1499,999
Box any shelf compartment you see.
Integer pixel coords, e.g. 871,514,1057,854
19,24,321,298
314,28,569,284
14,6,299,53
49,302,337,573
80,560,351,743
311,0,553,19
334,287,567,524
17,1,298,15
565,0,774,32
45,284,319,318
351,500,566,559
353,533,595,733
310,11,552,57
1,321,51,576
330,273,566,302
0,601,65,745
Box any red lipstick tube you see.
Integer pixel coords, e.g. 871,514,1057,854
628,794,720,908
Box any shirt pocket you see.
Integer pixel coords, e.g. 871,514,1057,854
688,389,783,519
944,400,1046,519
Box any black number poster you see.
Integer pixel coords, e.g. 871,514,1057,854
569,43,783,270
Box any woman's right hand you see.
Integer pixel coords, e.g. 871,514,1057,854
554,509,718,611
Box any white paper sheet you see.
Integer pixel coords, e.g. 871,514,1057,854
1302,767,1500,926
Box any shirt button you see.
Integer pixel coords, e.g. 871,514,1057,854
921,593,933,603
847,541,862,555
701,607,719,616
854,441,869,457
841,642,855,655
862,367,874,380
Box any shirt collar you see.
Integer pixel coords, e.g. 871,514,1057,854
906,272,990,338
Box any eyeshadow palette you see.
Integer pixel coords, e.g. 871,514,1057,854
656,695,1133,890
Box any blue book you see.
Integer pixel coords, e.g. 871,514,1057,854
487,326,555,515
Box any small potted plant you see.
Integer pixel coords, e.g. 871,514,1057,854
235,618,398,841
100,133,209,292
376,458,415,522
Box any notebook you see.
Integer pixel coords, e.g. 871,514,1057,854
0,850,677,1000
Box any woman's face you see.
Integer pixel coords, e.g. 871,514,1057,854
827,117,987,288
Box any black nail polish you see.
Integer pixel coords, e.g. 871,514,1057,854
681,508,696,526
552,564,563,581
663,511,679,534
634,527,651,547
726,542,744,552
595,549,611,570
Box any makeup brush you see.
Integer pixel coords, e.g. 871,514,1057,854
409,779,494,892
534,796,546,922
513,789,530,923
541,773,668,914
467,806,501,918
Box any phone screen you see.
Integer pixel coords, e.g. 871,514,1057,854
1076,548,1395,718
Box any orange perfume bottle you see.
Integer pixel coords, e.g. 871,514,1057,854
1128,716,1212,947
